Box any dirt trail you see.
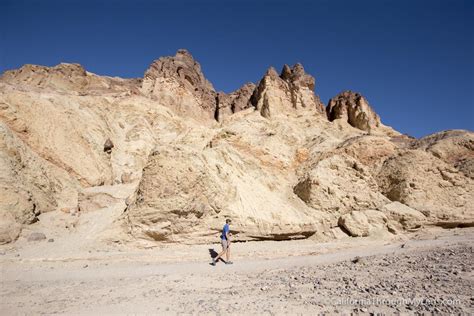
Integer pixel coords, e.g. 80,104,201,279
1,228,473,314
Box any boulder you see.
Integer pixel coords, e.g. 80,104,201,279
0,216,21,244
381,202,426,229
338,210,388,237
0,187,37,224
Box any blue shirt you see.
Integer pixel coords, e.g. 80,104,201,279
221,224,229,240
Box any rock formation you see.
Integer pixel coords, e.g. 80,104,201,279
293,153,390,215
250,64,325,118
326,91,381,132
141,49,218,122
0,49,472,245
411,130,474,178
338,209,388,237
377,150,473,220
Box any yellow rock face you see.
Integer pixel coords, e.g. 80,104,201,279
0,50,472,245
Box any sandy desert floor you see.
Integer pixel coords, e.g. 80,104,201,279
1,227,473,315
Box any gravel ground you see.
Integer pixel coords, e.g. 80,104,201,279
223,244,473,314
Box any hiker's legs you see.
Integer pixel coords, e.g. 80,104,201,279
214,240,228,262
226,245,230,262
214,248,226,262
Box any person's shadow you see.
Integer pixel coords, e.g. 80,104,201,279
208,248,225,263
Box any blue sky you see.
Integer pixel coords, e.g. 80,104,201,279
1,0,473,137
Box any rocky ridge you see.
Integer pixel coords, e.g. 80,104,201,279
0,49,472,245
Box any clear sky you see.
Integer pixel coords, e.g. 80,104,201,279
1,0,473,137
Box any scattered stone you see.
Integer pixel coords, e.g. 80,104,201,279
27,232,46,242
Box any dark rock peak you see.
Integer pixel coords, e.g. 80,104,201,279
142,49,218,119
259,63,316,92
280,64,292,80
144,49,214,92
249,62,324,115
265,67,280,79
280,63,315,91
175,49,195,61
328,91,366,109
326,90,381,131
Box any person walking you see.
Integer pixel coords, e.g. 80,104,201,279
211,219,233,265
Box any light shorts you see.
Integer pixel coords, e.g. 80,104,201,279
221,239,229,250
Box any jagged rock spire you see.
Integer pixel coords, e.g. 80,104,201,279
280,63,315,91
326,91,381,132
143,49,215,92
141,51,328,121
141,49,217,121
142,49,258,122
250,63,324,118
